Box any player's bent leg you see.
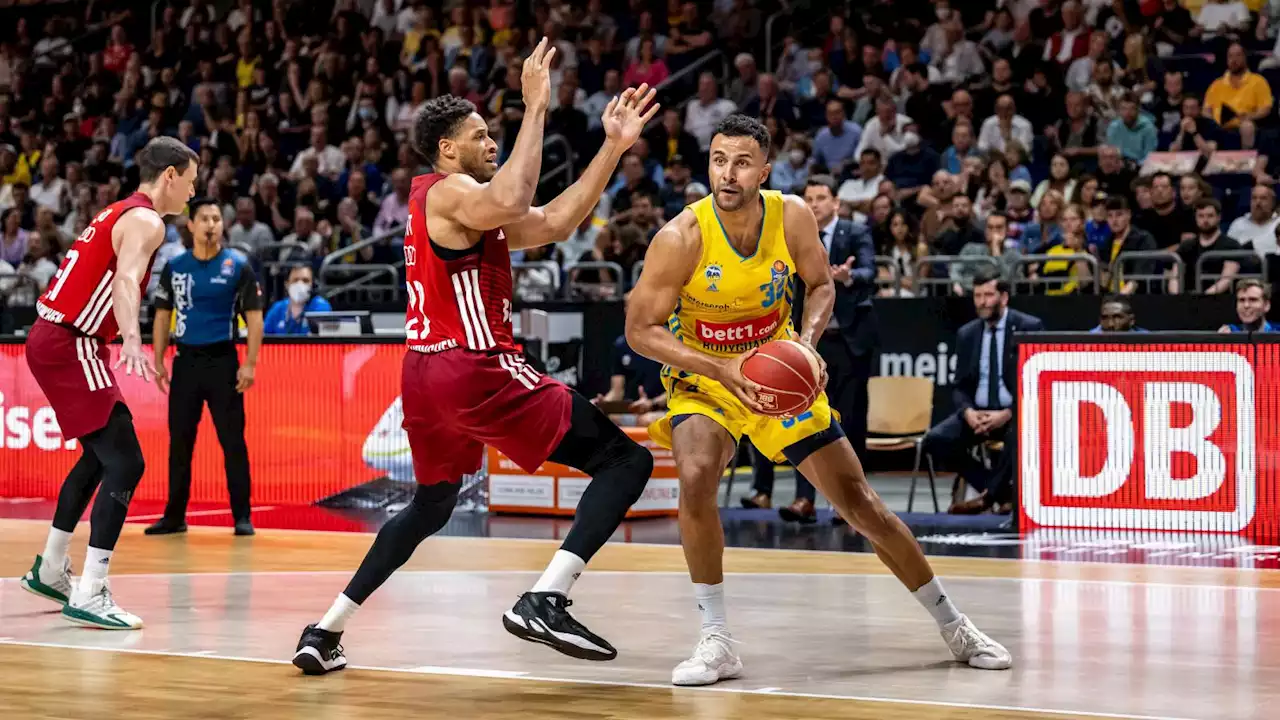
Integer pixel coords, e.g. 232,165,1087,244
504,393,652,662
670,414,743,687
293,481,461,676
61,404,146,630
791,434,1012,670
21,448,103,606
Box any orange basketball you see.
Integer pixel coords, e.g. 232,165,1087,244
740,340,821,417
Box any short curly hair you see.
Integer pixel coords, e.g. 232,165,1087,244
713,114,771,156
413,95,477,164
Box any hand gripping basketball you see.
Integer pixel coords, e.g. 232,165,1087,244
715,348,767,415
740,339,823,418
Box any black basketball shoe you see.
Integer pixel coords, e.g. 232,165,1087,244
502,592,617,661
292,624,347,675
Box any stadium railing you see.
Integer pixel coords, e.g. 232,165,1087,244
315,224,407,301
539,134,575,196
318,263,401,304
565,260,626,300
1195,249,1267,292
873,255,901,297
1109,250,1183,295
913,255,1001,296
1009,253,1102,295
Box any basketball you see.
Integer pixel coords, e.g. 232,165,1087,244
740,340,821,417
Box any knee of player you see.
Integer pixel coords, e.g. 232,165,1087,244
677,462,722,506
603,436,653,500
116,449,146,484
625,440,655,482
412,480,462,510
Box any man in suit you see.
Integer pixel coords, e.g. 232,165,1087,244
742,175,879,523
923,269,1043,514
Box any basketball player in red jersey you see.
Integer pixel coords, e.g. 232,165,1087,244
293,39,660,674
18,137,198,630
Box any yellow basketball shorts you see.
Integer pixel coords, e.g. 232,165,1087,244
648,371,840,463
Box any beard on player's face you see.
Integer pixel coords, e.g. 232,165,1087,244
712,173,762,211
451,136,499,182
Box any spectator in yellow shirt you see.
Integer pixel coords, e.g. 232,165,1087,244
1204,43,1274,129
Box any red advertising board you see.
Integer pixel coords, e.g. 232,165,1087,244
0,341,405,505
1018,340,1280,539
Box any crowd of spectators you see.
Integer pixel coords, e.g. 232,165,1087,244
2,0,1280,314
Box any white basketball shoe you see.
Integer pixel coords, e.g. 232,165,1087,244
62,579,144,630
671,629,743,686
942,615,1012,670
20,554,73,606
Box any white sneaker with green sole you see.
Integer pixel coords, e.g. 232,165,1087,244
20,554,73,606
62,579,143,630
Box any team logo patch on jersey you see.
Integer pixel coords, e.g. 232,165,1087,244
704,262,723,292
221,257,235,276
761,260,790,309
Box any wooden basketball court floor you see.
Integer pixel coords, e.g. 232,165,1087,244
1,518,1277,720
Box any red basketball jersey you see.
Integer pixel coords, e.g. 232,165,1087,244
36,192,161,342
403,173,519,355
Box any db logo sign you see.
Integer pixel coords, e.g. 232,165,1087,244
1020,350,1255,532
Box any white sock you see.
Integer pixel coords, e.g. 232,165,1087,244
78,546,112,594
531,550,586,595
317,593,361,633
694,582,728,634
913,577,962,628
41,528,72,576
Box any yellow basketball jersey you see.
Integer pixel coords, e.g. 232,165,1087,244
666,190,795,363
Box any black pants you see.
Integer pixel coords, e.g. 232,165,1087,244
750,331,872,501
163,344,252,523
922,410,1015,505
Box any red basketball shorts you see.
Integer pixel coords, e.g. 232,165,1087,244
25,319,126,439
401,347,573,485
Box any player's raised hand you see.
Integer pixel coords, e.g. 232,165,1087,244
115,335,156,384
602,84,661,148
521,37,557,113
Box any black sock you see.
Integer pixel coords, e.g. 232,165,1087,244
81,405,145,551
343,481,460,604
548,393,654,563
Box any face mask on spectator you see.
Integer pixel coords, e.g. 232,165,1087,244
288,281,311,304
789,149,806,165
358,107,377,122
903,132,920,149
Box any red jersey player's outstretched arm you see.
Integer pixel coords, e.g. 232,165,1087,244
111,209,167,382
505,85,660,251
429,39,557,235
624,213,765,414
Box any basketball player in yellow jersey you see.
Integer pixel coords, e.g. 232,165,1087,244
627,115,1011,686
